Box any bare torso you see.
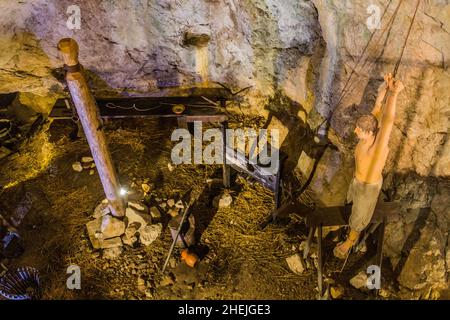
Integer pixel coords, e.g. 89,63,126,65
354,140,389,183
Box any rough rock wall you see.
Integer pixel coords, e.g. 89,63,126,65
0,0,322,112
0,0,449,298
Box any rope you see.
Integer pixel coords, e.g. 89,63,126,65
335,0,395,107
335,0,405,109
393,0,421,77
316,0,419,133
335,0,403,108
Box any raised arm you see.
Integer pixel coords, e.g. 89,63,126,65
371,73,392,124
374,78,405,150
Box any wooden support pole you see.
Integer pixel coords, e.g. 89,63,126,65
57,38,126,217
221,120,230,188
317,224,323,298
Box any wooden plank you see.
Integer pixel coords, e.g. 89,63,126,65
270,199,401,228
49,98,228,123
306,202,402,227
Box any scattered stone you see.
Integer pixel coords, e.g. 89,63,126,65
93,201,110,219
141,183,151,194
150,206,161,220
124,225,139,239
139,223,162,246
167,163,174,172
90,163,96,168
330,285,344,299
160,203,167,209
81,156,94,163
89,169,95,175
103,247,123,259
72,162,83,172
125,207,150,231
100,237,123,249
286,254,305,275
101,215,126,239
122,234,138,247
128,201,147,212
167,208,179,217
167,199,175,207
213,193,233,208
350,271,368,290
86,218,103,249
175,200,184,209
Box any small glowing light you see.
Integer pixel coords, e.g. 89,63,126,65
119,188,127,196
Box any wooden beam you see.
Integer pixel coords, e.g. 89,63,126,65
57,38,126,217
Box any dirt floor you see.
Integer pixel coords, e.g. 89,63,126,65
0,116,399,300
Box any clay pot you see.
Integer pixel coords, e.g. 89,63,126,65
181,249,198,268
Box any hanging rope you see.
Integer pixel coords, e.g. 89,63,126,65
335,0,395,107
335,0,405,109
315,0,419,134
393,0,421,77
332,0,407,114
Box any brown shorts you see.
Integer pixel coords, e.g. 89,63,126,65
347,177,383,232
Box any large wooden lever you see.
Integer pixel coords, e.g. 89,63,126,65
57,38,126,217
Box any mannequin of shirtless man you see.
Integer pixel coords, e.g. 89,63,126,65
334,73,405,259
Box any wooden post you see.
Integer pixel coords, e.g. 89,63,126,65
57,38,126,217
317,224,323,298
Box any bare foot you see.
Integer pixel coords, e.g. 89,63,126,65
333,240,352,259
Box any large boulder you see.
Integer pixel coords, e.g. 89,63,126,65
386,209,448,299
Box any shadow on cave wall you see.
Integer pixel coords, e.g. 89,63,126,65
262,91,330,204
